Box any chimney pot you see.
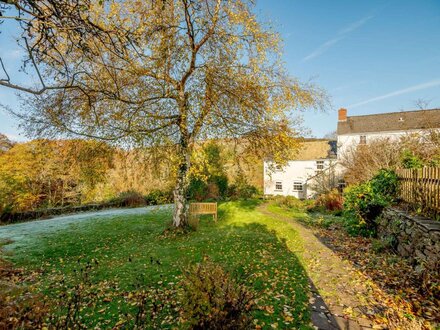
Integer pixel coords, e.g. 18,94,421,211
338,108,347,121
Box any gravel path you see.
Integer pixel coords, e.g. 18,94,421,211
0,205,172,251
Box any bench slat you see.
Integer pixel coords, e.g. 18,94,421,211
189,202,218,222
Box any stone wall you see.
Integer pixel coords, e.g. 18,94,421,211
378,208,440,268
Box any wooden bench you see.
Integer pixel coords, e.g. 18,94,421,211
189,202,218,222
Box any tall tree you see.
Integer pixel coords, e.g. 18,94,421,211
0,0,324,227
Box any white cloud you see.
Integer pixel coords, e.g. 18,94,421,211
348,79,440,108
302,36,344,62
339,15,373,35
302,15,373,62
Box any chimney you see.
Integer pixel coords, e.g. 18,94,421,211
338,108,347,122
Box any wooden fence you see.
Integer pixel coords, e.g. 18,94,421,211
396,168,440,214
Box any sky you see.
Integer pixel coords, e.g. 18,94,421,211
0,0,440,140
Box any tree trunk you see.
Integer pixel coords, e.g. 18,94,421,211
173,96,190,227
173,166,188,227
172,144,190,228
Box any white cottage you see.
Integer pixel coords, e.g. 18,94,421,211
264,140,337,199
336,108,440,160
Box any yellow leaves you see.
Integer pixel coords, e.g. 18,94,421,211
114,319,125,327
260,305,275,314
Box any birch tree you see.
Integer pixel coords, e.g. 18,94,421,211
0,0,324,227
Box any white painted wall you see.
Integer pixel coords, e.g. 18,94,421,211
337,129,431,161
264,159,334,198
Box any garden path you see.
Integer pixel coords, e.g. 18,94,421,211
259,204,376,330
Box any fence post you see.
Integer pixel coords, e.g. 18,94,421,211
397,167,439,216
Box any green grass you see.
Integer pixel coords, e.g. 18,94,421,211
5,200,312,329
267,201,344,229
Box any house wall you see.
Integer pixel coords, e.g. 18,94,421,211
264,159,333,198
336,129,430,160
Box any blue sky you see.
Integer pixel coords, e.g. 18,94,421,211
1,0,440,140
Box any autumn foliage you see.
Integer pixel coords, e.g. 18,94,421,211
340,131,440,185
0,139,113,213
180,259,255,329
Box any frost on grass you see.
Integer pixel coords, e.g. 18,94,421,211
0,205,172,251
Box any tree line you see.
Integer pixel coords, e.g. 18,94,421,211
0,136,263,216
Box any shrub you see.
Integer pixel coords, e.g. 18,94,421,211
210,174,228,197
188,177,208,201
273,196,305,211
340,132,440,184
369,169,399,197
343,169,399,237
371,236,397,253
227,183,259,200
313,190,343,213
0,290,47,329
206,182,220,200
145,189,173,205
0,257,48,329
227,171,259,200
112,190,146,207
180,260,254,329
400,150,424,169
343,182,386,236
0,204,13,223
238,184,259,199
188,174,229,202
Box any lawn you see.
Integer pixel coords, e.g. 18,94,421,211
266,202,343,229
2,200,312,329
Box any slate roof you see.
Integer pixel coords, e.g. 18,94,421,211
337,108,440,135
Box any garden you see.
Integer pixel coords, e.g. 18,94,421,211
268,166,439,328
1,200,313,329
0,1,439,329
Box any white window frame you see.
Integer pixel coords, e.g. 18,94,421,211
293,181,303,191
275,181,283,191
359,135,367,145
316,160,325,170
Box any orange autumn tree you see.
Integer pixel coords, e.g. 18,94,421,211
0,0,324,227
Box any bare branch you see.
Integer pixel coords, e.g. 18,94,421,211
0,57,10,82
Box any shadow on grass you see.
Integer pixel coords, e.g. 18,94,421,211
212,206,340,329
256,205,345,329
268,204,432,328
1,200,342,329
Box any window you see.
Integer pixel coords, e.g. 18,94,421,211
293,182,303,191
337,180,346,193
275,181,283,191
359,135,367,145
316,160,324,170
